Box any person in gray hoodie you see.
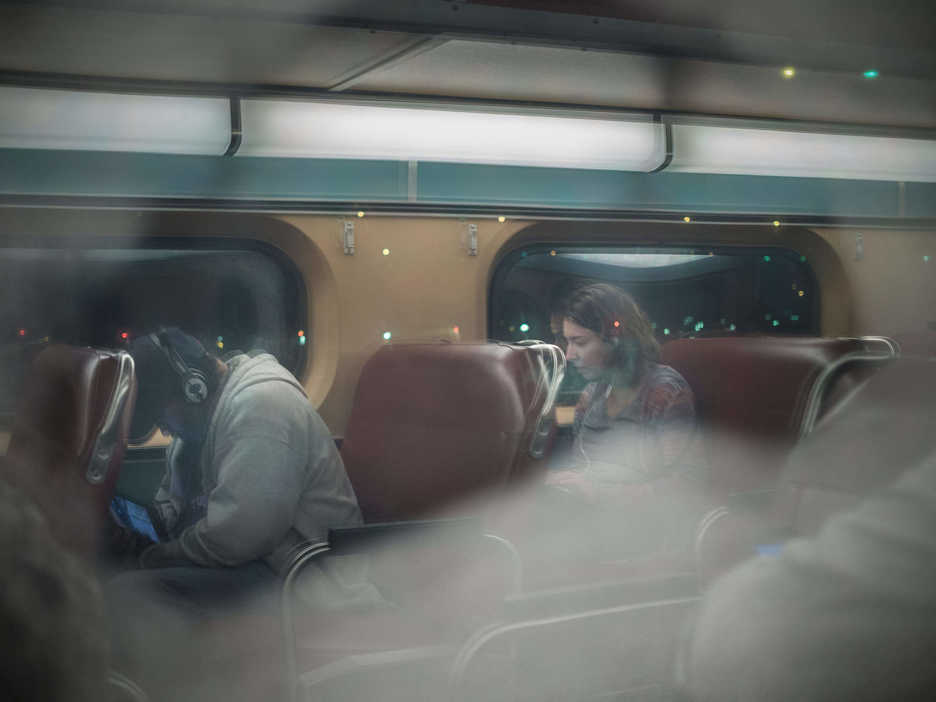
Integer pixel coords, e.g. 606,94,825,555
107,328,368,699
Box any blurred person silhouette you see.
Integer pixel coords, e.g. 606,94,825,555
683,453,936,701
0,472,108,702
106,328,371,700
545,283,707,557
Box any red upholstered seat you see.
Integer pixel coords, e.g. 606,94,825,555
3,345,136,559
662,336,889,495
340,342,556,522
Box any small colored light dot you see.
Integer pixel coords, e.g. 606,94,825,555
519,323,530,333
299,336,306,346
217,336,224,342
763,255,771,262
798,290,805,297
520,251,527,258
452,326,460,335
18,329,25,337
382,248,390,256
498,216,506,223
683,216,691,223
297,330,304,337
217,341,224,349
357,211,365,218
613,320,621,328
782,67,795,78
773,220,781,227
663,328,670,336
772,320,780,327
550,250,557,256
382,331,392,340
791,314,800,321
120,332,129,340
729,324,736,331
863,70,879,79
924,255,930,262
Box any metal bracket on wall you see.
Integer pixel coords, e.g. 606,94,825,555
343,220,355,255
466,222,478,256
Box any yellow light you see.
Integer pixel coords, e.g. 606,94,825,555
773,220,781,227
497,216,506,223
549,250,557,256
217,341,224,349
782,67,796,78
683,216,691,223
382,248,390,256
357,211,365,218
798,290,805,297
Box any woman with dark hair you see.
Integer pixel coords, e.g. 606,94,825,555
545,283,705,555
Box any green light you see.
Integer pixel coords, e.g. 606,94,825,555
800,255,807,262
729,324,736,331
791,314,800,321
772,320,780,327
299,336,306,346
863,70,879,79
519,323,530,333
925,255,931,262
763,255,771,263
663,328,670,336
383,331,392,341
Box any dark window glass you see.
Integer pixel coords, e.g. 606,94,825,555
490,245,819,405
0,239,306,423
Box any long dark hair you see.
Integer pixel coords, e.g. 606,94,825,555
563,283,661,386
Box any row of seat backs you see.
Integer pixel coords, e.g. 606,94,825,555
340,342,558,523
661,336,896,495
2,345,136,558
772,354,936,539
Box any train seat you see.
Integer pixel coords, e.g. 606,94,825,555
2,345,136,559
696,355,936,581
661,336,895,495
339,341,560,522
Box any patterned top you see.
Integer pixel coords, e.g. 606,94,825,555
571,362,702,492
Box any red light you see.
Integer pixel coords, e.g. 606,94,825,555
297,330,305,337
613,320,621,328
18,328,26,337
120,332,129,340
453,326,460,335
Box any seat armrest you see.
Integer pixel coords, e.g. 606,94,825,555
327,517,481,555
694,500,782,584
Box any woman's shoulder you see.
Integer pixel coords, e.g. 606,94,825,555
641,363,695,413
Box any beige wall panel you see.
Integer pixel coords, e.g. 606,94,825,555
814,228,936,349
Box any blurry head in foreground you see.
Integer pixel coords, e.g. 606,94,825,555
128,328,223,443
563,283,660,384
0,474,107,702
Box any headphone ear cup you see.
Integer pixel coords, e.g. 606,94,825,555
182,370,209,403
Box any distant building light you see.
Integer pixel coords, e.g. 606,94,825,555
863,70,879,79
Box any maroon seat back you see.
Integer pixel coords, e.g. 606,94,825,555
662,336,888,494
4,345,136,558
773,356,936,538
340,342,553,523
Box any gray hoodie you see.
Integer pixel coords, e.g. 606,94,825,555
151,353,363,575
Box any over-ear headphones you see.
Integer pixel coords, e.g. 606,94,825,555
150,330,209,404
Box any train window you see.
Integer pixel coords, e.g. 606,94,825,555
490,245,818,406
0,239,306,425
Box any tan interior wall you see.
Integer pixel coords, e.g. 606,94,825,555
813,227,936,345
